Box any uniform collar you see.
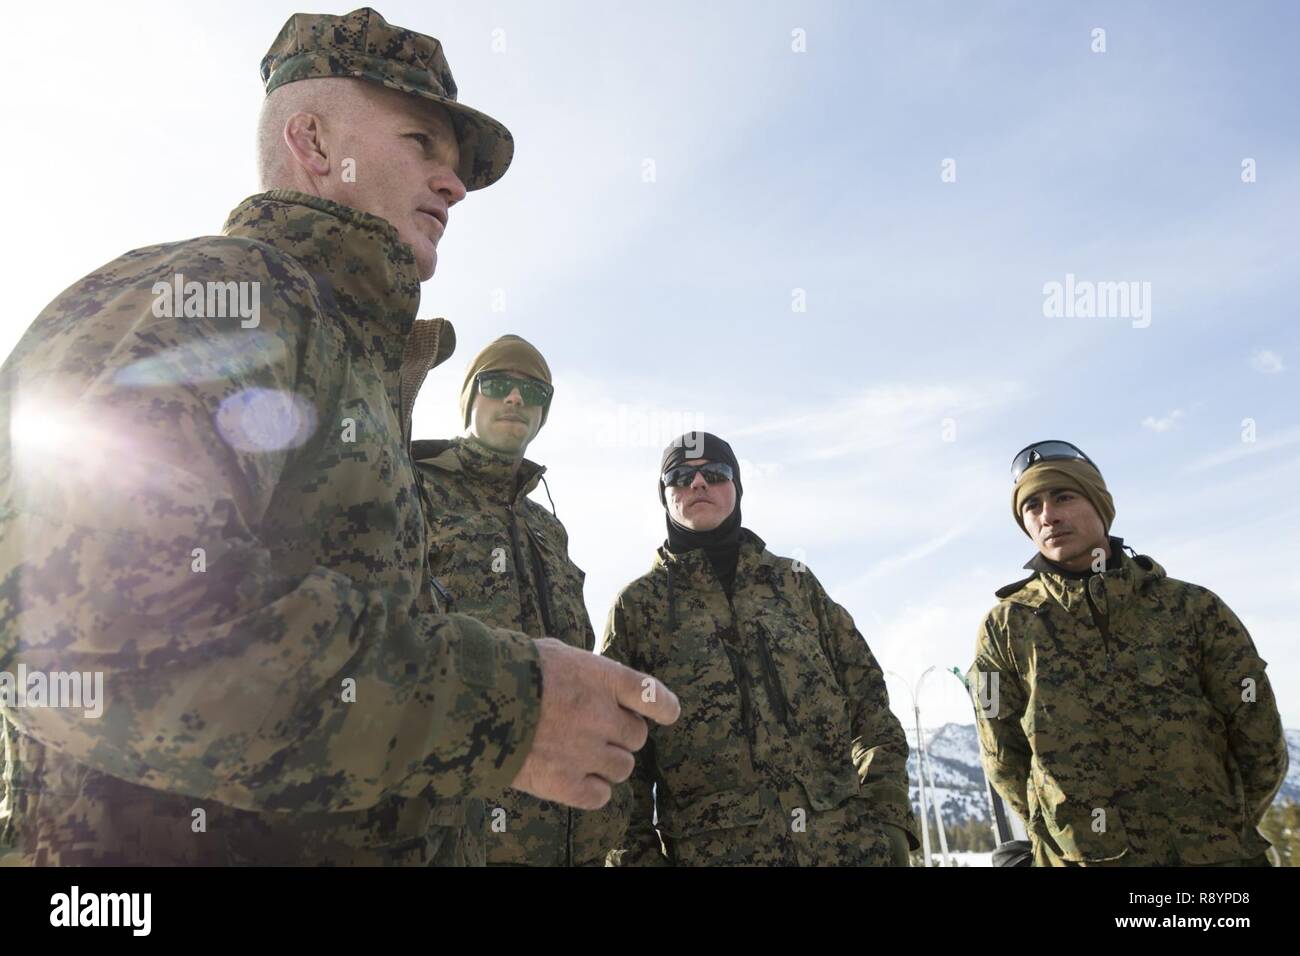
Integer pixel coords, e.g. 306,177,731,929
1023,535,1128,578
997,540,1167,610
222,189,421,339
223,190,455,444
414,435,545,504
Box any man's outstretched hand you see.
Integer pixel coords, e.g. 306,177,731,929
511,638,680,810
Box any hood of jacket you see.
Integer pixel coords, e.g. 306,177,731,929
412,435,546,505
223,190,456,437
996,543,1168,617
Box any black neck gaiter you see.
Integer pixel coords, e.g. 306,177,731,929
666,504,743,593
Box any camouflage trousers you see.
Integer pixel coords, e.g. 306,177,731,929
1032,840,1273,867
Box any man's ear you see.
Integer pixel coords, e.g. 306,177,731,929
283,112,332,178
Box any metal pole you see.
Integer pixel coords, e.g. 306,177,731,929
889,669,930,868
912,701,931,868
917,666,951,866
949,667,1004,848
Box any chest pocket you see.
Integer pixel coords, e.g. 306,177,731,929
1103,600,1209,727
1024,606,1097,730
1124,623,1202,700
750,596,851,760
650,609,752,799
424,511,518,620
527,525,590,648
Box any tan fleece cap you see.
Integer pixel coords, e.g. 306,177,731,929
458,334,553,429
1012,458,1115,536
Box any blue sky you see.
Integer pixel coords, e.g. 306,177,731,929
4,0,1296,728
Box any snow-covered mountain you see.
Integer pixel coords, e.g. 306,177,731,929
905,724,991,827
905,723,1300,827
1282,728,1300,805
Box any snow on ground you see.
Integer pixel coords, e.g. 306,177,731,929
917,851,992,868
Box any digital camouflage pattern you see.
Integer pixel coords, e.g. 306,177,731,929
969,547,1288,866
0,190,543,865
261,7,513,191
413,436,621,865
600,529,918,866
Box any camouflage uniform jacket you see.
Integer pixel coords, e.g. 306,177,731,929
0,190,543,865
969,544,1288,866
413,435,614,865
600,529,918,866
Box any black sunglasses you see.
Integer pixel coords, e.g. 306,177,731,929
1010,440,1096,484
662,462,734,488
477,372,553,407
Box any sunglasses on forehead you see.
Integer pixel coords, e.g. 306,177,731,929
1010,440,1096,484
661,462,734,488
476,372,553,407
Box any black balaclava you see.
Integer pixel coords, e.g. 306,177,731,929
659,432,743,596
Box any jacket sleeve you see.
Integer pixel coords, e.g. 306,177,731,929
968,613,1032,828
1197,591,1289,824
596,595,669,865
807,570,919,848
0,241,541,814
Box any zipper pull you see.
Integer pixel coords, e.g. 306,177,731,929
430,576,454,613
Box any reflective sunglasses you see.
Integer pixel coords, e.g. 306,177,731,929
477,372,553,407
662,462,734,488
1010,440,1096,484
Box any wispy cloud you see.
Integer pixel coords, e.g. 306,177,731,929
839,522,978,588
728,381,1026,462
1184,425,1300,472
1251,350,1285,374
1142,409,1185,433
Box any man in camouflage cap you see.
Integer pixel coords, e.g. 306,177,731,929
968,440,1288,866
413,335,622,865
601,432,919,865
0,7,676,866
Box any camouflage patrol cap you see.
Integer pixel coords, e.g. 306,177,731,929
260,7,513,190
